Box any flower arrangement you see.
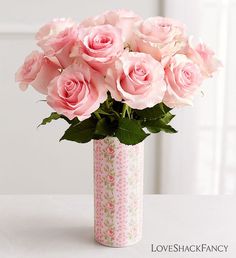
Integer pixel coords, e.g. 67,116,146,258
15,9,221,145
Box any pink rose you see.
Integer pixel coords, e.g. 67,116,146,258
47,62,107,120
186,38,222,78
163,54,203,108
106,52,166,109
134,16,187,60
15,51,60,94
36,18,75,43
36,18,78,68
80,9,142,46
71,24,124,75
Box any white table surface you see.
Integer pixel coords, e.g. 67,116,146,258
0,195,235,258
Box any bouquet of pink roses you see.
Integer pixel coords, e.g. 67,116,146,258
15,10,221,145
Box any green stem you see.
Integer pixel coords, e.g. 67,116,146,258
113,110,121,119
121,103,128,118
105,98,110,109
94,111,101,120
127,106,131,119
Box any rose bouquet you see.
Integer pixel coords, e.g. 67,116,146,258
15,9,221,145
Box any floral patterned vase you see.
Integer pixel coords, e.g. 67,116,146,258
93,137,144,247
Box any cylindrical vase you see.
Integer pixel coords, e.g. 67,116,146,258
93,137,144,247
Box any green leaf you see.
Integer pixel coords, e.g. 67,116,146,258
92,134,107,140
93,118,118,139
160,112,175,124
162,124,177,133
38,112,79,127
144,113,177,134
115,118,149,145
136,103,176,134
134,103,171,120
60,115,79,125
38,112,61,127
94,118,109,136
146,122,177,133
160,102,172,113
60,117,97,143
95,118,112,136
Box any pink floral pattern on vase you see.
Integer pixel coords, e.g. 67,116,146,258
93,137,144,247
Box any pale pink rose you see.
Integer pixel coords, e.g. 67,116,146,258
134,16,187,60
36,18,75,43
71,24,123,75
186,38,222,78
36,18,78,67
80,9,142,46
15,51,60,94
47,62,107,120
163,54,203,108
106,52,166,109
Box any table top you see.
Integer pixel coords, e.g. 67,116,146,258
0,195,235,258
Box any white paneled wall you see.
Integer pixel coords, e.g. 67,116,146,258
160,0,236,194
0,0,161,194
